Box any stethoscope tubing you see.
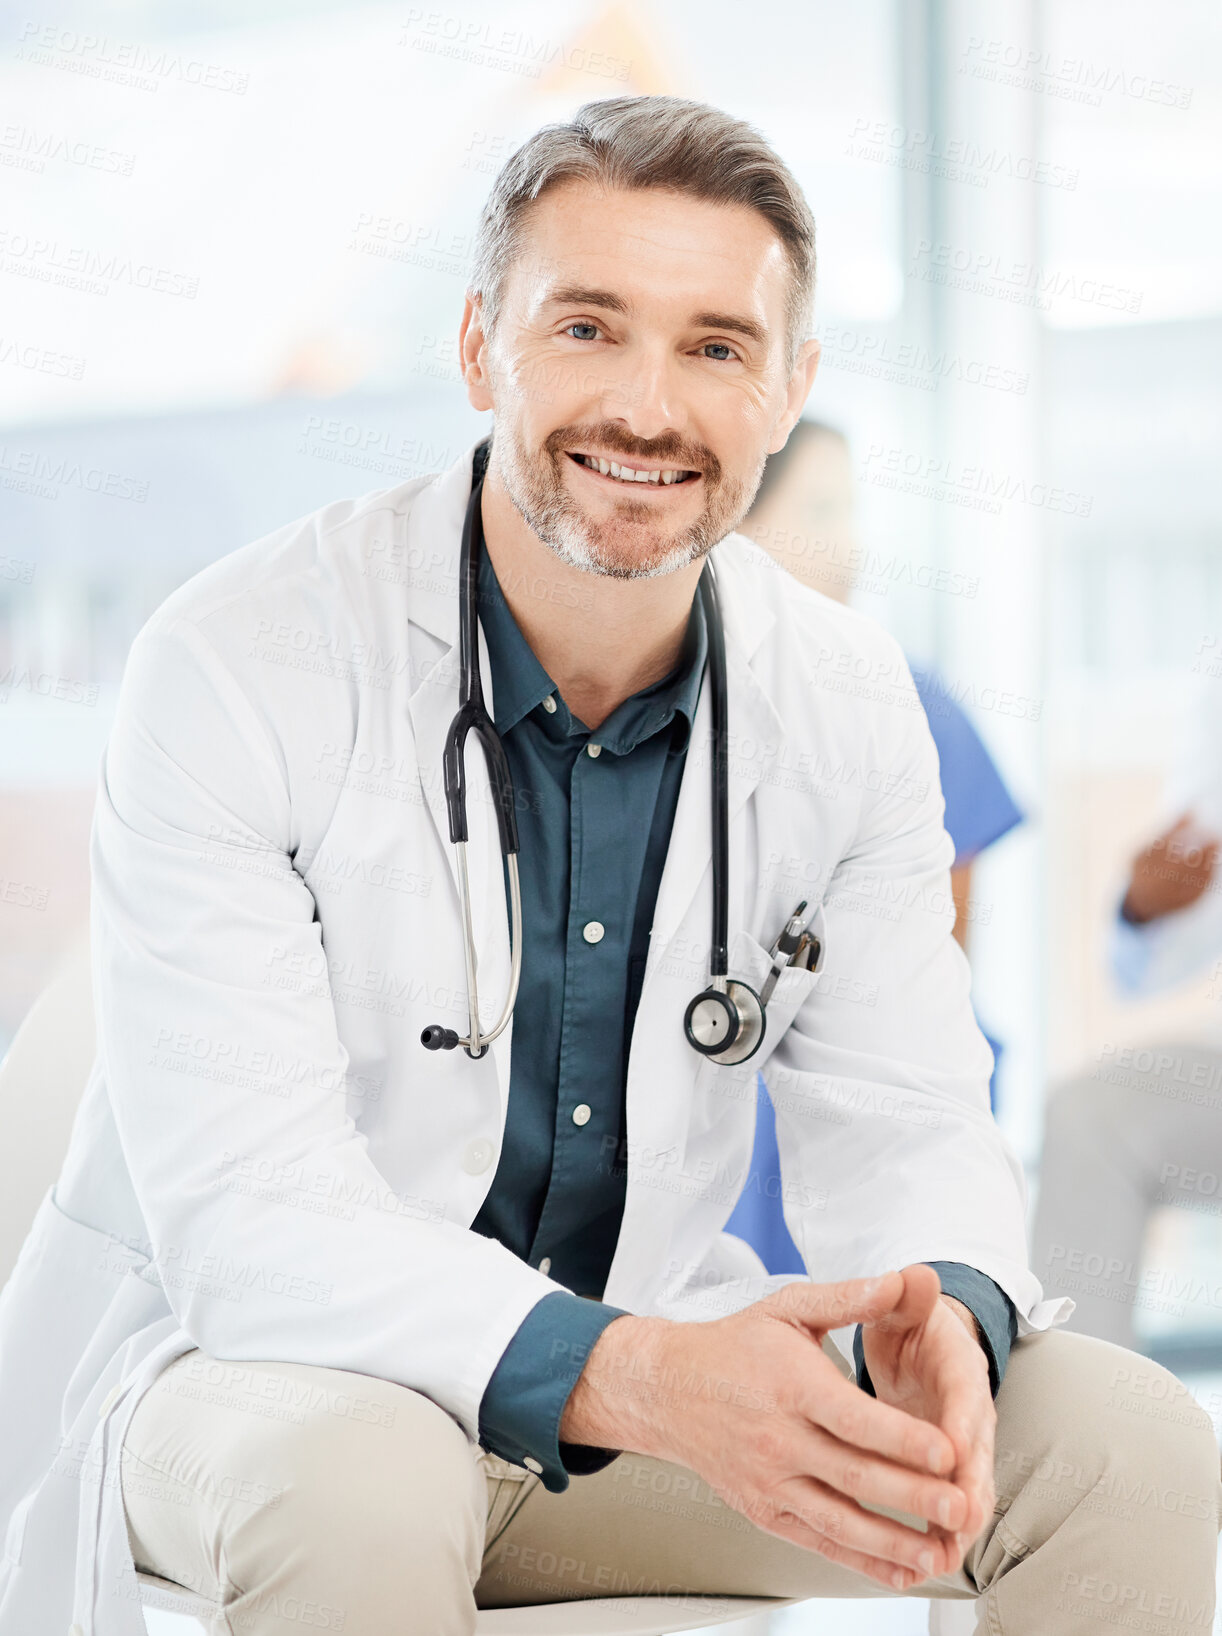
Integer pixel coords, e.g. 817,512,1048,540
697,564,730,983
441,439,525,1055
453,839,522,1058
431,436,736,1061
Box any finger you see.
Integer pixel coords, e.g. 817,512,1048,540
808,1371,957,1476
1173,813,1217,850
956,1419,996,1540
926,1318,989,1441
909,1325,993,1534
774,1271,907,1335
779,1476,963,1581
750,1501,925,1593
1159,813,1205,853
867,1262,942,1340
804,1424,969,1532
941,1377,987,1465
939,1457,990,1572
935,1386,994,1540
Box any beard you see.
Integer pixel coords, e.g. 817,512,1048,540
490,418,763,581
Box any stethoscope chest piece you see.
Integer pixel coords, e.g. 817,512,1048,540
683,979,765,1065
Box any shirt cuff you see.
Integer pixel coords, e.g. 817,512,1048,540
852,1262,1018,1401
478,1289,631,1493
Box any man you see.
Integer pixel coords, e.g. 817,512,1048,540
0,95,1217,1636
1032,668,1222,1347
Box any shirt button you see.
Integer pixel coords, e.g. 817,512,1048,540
586,742,602,758
572,1103,592,1127
462,1138,495,1174
523,1457,543,1475
538,1256,552,1275
582,921,605,944
541,694,557,713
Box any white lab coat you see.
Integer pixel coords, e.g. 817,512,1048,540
0,438,1069,1634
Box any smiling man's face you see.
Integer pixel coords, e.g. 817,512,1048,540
463,179,818,580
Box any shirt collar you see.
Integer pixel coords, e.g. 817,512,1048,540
476,549,557,734
477,546,708,754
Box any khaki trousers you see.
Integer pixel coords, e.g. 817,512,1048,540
121,1327,1222,1636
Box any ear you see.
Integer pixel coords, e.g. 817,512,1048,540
767,337,822,455
459,291,495,414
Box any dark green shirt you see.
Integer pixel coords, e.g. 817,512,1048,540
471,535,707,1489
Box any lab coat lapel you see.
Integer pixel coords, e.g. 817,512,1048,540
646,542,784,965
605,545,782,1309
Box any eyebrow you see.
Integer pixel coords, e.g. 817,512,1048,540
540,284,769,349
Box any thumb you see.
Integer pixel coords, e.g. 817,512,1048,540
866,1262,943,1338
773,1270,906,1335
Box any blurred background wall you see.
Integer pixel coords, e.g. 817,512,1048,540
2,0,1220,1343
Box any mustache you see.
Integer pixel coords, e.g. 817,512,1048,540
546,425,719,480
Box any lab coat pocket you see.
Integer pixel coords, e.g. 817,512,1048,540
684,921,825,1140
732,905,828,1059
762,902,827,1021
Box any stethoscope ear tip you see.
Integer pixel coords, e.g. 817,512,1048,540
421,1025,460,1051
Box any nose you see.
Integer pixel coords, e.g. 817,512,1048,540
601,338,691,452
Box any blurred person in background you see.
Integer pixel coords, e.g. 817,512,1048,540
1032,677,1222,1348
726,419,1024,1277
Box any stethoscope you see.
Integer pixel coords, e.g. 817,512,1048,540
420,438,816,1065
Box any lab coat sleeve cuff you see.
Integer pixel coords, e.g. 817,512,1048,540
852,1263,1018,1402
477,1289,631,1493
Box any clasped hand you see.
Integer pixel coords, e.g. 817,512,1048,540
588,1263,996,1593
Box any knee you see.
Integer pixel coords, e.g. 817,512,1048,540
217,1362,486,1581
1102,1349,1221,1507
998,1330,1221,1527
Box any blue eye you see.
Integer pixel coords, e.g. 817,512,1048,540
567,322,600,341
704,342,735,362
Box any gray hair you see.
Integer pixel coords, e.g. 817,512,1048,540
469,95,816,378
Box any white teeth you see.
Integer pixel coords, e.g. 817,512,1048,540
580,454,688,485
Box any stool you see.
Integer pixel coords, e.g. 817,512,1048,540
137,1570,785,1632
